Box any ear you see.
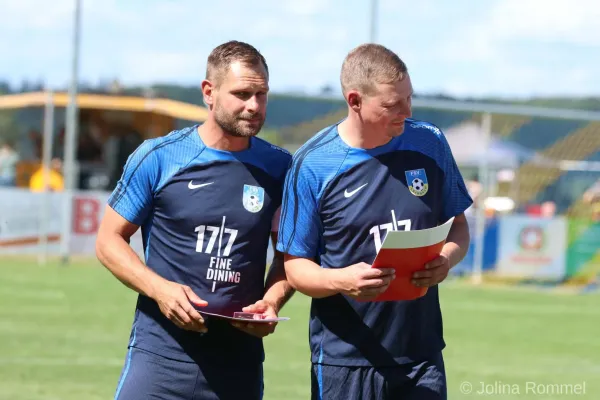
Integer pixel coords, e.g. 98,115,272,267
346,90,361,112
201,79,215,108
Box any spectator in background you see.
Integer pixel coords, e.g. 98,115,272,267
29,158,64,192
0,140,19,186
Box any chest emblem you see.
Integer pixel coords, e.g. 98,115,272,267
243,184,265,213
405,168,429,197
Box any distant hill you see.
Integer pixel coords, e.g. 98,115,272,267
3,80,600,146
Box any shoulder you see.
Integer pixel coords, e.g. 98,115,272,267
287,124,348,196
404,118,445,141
401,118,453,165
293,123,341,158
252,136,292,166
145,126,199,158
250,137,293,182
127,126,199,169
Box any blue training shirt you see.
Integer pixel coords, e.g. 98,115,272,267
108,125,291,365
277,118,473,367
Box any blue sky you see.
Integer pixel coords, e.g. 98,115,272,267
1,0,599,99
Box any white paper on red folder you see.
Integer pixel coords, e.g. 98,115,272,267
368,217,455,302
377,217,455,250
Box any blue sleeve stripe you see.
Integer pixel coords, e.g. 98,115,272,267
280,130,334,250
109,129,192,209
281,127,338,253
108,141,146,205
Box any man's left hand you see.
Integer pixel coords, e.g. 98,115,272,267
411,254,451,287
231,300,278,338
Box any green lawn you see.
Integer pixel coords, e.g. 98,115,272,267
1,257,598,399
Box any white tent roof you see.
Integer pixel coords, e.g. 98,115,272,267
445,122,534,168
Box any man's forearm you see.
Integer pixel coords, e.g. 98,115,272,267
284,256,342,299
441,217,471,268
96,232,163,299
263,256,295,312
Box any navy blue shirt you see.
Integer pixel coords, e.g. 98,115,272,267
108,125,291,364
277,119,472,367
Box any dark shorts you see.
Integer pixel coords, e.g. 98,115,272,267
114,347,264,400
311,352,447,400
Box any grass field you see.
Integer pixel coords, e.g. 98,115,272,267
1,257,599,399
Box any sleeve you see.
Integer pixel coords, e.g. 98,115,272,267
107,140,158,226
439,133,473,222
276,159,322,259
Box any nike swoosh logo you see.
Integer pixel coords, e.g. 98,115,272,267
344,183,368,198
188,181,214,190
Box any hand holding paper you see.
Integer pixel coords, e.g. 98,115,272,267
333,262,396,301
230,299,280,338
412,253,451,288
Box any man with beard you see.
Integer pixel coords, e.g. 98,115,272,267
96,40,294,400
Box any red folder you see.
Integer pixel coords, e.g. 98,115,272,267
369,217,455,302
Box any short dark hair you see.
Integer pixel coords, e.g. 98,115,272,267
206,40,269,86
341,43,408,96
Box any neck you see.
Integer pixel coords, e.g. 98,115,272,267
197,118,250,152
338,111,392,150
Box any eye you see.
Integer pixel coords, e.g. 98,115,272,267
231,91,249,99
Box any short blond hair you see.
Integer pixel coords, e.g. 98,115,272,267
340,44,408,96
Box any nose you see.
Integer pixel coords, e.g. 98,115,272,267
400,101,412,119
246,95,260,114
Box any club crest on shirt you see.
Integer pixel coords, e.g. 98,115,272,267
405,168,429,197
242,184,265,213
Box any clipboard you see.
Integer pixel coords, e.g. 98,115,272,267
369,217,455,302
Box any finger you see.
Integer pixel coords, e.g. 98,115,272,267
365,268,396,278
183,286,208,307
174,304,193,326
262,307,277,318
232,320,255,328
242,301,268,314
359,279,386,289
412,278,435,287
359,283,392,299
179,301,206,325
231,322,255,334
264,322,277,334
180,300,205,329
361,274,396,288
169,311,187,328
425,257,446,269
232,322,274,338
412,270,433,279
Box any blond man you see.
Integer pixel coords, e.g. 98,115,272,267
277,44,472,400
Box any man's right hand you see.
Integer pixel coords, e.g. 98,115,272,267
333,262,395,301
152,280,209,333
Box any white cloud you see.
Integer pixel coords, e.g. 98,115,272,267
419,0,600,96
